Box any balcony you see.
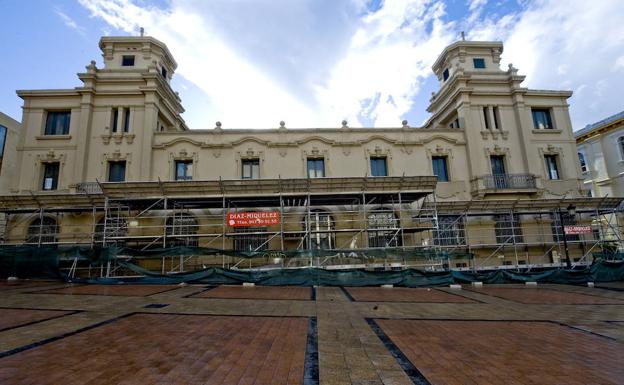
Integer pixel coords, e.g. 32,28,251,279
75,182,103,195
471,174,537,196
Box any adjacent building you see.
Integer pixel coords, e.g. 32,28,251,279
0,35,620,273
575,110,624,198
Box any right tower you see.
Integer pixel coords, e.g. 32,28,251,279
426,40,584,199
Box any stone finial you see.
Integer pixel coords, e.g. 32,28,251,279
215,121,222,130
341,120,348,128
279,121,286,129
402,120,409,128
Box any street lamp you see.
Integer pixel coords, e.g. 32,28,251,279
558,204,576,269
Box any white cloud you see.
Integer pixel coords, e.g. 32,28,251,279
54,7,86,36
78,0,624,130
78,0,455,128
316,0,455,126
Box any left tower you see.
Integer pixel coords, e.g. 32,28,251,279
13,36,187,193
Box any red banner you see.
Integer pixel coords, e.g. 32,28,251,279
564,225,591,235
227,211,280,227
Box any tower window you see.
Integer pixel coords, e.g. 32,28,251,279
443,68,449,81
122,55,135,66
44,111,71,135
532,108,553,129
161,67,168,79
473,58,486,69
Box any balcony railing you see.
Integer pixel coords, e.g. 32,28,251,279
76,182,103,195
474,174,537,191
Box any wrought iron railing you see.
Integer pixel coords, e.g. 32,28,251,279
76,182,103,194
478,174,536,190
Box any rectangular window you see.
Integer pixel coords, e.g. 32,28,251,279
44,111,71,135
493,106,500,129
175,160,193,181
483,107,490,129
161,67,168,79
233,227,268,252
42,162,59,190
432,156,449,182
494,214,523,244
473,58,486,69
123,108,131,133
111,108,119,133
433,215,465,246
122,55,135,66
370,157,387,177
551,212,579,242
578,152,587,172
443,68,449,81
532,108,553,129
0,125,5,176
108,161,126,182
242,159,260,179
545,155,560,180
307,158,325,178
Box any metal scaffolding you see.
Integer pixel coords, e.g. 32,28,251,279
0,177,622,278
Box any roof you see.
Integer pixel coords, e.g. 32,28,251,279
575,110,624,139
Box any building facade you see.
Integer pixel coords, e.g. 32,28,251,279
575,111,624,198
1,35,620,272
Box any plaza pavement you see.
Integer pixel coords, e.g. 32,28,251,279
0,280,623,384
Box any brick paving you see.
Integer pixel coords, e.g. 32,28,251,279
0,281,622,385
345,287,477,303
0,313,309,385
468,287,624,304
192,285,312,300
375,319,624,385
0,280,61,290
0,308,74,331
32,284,179,297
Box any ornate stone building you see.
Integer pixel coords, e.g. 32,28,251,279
1,35,620,271
576,110,624,198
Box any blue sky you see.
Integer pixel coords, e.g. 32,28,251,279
1,0,623,130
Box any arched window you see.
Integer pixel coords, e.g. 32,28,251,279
94,216,127,246
367,209,402,248
304,210,335,250
578,152,587,172
26,217,58,245
166,213,198,247
618,136,624,160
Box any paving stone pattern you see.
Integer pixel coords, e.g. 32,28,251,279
34,284,179,297
0,314,308,385
376,319,624,385
0,282,623,385
193,285,312,300
468,287,624,304
345,287,477,303
0,308,74,331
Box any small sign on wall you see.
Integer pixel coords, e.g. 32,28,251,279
227,211,280,227
564,225,591,235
